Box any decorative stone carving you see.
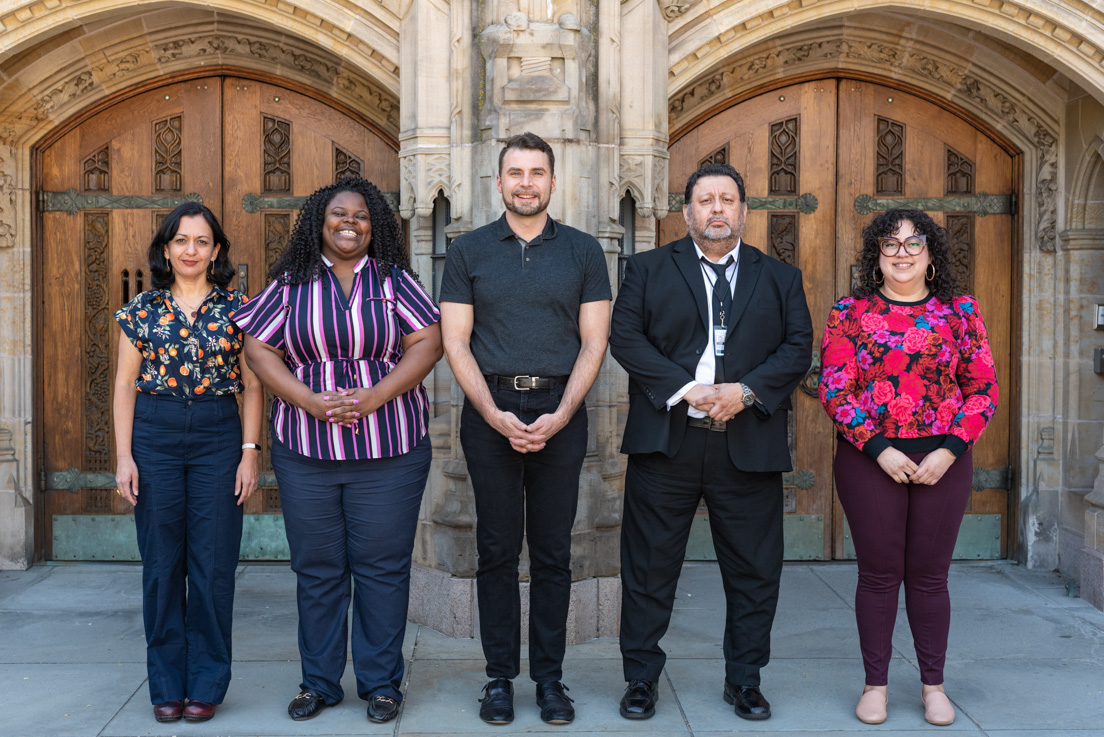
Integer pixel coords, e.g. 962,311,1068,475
619,150,670,221
399,151,450,221
0,144,15,249
478,13,594,140
658,0,701,21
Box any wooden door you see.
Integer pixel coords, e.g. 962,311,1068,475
38,76,398,561
663,78,1015,559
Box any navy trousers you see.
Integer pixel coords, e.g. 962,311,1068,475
131,393,244,705
459,383,587,682
270,433,431,705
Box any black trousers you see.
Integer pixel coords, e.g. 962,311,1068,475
619,425,783,687
460,383,587,682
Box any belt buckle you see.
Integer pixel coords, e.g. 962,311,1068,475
512,375,535,391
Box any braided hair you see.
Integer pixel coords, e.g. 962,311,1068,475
852,208,959,302
268,176,415,285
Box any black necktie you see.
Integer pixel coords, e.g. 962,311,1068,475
703,258,732,382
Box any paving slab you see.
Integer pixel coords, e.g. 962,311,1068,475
0,609,144,664
943,657,1104,731
2,567,143,612
0,565,51,602
0,663,146,737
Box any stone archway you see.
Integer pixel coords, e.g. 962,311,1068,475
0,2,402,568
661,5,1104,568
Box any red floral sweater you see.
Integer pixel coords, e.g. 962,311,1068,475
818,291,999,460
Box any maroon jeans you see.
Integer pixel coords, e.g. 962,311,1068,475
834,440,973,686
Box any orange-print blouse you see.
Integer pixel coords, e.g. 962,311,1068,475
114,287,247,396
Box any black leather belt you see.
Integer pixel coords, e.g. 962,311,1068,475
486,374,569,391
687,416,727,432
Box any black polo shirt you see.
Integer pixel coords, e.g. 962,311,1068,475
439,213,611,377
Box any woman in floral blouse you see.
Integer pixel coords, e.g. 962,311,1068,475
818,209,998,727
113,202,263,724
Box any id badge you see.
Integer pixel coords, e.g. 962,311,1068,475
713,326,726,357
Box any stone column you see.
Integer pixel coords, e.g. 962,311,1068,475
1082,444,1104,610
0,139,34,569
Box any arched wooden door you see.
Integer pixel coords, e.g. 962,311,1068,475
38,75,398,561
663,78,1016,560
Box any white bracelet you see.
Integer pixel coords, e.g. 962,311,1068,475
241,443,260,450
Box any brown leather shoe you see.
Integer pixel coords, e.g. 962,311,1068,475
153,700,183,722
183,700,216,722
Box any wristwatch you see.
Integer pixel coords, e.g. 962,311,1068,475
740,384,756,407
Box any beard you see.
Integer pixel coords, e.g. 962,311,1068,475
688,215,741,257
504,188,550,217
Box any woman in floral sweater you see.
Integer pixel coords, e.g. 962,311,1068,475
818,209,998,727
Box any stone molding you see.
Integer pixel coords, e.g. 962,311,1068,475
0,19,400,149
668,32,1060,254
666,1,1104,105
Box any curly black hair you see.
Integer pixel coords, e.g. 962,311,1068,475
268,176,415,285
148,201,237,289
852,208,959,301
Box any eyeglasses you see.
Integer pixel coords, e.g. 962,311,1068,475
877,234,928,256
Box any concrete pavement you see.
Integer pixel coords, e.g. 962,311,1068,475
3,560,1103,736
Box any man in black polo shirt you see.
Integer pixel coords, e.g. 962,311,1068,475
439,132,611,726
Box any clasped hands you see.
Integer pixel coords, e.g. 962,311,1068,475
876,446,956,485
490,409,570,454
684,382,749,422
309,387,383,427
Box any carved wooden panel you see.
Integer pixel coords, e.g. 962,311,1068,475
82,146,110,193
262,115,292,194
153,115,183,192
769,117,799,196
768,212,798,266
946,147,975,195
698,144,728,170
334,145,363,181
84,212,111,473
264,213,290,275
82,488,113,514
945,213,975,293
875,117,905,196
262,488,282,514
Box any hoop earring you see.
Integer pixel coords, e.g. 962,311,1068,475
926,263,936,281
874,268,884,285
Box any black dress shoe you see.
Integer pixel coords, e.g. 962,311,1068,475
153,699,183,722
724,683,771,720
288,690,329,721
619,679,658,719
479,678,514,724
366,694,400,723
183,700,215,722
536,681,575,724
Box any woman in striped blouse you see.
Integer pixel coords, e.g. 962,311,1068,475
234,177,442,725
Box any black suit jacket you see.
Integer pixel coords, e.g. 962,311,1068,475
609,237,813,472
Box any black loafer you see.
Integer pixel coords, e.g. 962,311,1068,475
288,690,328,721
536,681,575,724
366,694,400,723
479,678,514,724
724,683,771,720
619,679,658,719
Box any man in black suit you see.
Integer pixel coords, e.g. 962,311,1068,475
610,162,813,722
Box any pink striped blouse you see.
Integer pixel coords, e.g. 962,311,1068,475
232,255,440,460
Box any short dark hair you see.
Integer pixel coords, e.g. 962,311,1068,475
148,201,236,289
498,132,555,177
853,208,960,301
684,163,746,205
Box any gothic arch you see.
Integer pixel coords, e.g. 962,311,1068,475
666,1,1104,112
1067,137,1104,231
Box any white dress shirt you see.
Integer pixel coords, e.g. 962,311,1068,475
667,241,740,418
